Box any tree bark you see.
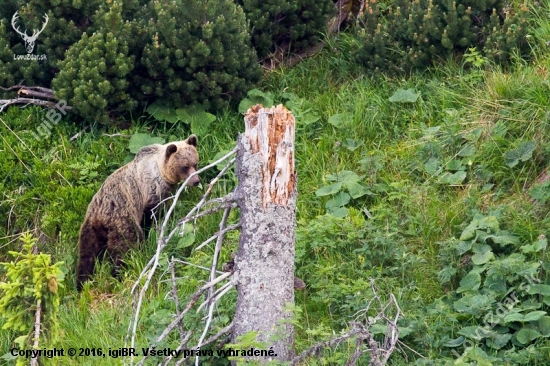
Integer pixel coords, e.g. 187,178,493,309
232,104,297,363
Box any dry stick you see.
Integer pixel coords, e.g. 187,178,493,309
125,148,237,365
150,155,236,218
30,299,42,366
135,272,233,366
191,157,237,231
193,283,235,366
0,116,38,159
162,323,233,366
196,279,235,313
171,259,224,274
170,258,186,342
69,126,90,142
194,223,240,251
0,98,72,113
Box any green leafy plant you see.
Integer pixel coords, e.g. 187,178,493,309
0,233,65,365
355,0,529,72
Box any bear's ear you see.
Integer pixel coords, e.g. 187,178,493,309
165,144,178,159
186,134,198,147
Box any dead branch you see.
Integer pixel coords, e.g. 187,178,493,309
125,147,238,365
290,280,415,366
135,272,233,366
30,299,42,366
0,98,71,114
102,133,132,138
170,259,224,274
69,126,89,142
170,259,186,342
194,223,241,251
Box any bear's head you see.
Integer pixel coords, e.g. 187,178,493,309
162,135,200,186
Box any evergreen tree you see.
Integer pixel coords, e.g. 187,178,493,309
355,0,529,72
238,0,335,58
135,0,262,110
52,1,136,125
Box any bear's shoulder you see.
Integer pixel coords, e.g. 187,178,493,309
135,144,162,161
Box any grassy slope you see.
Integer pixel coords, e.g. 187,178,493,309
2,4,550,365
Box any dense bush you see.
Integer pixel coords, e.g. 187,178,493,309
52,0,261,123
135,0,262,110
52,2,137,125
237,0,335,59
355,0,529,72
0,0,103,88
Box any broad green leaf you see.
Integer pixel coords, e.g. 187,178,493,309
516,328,541,344
347,182,373,199
458,326,485,340
472,250,494,265
238,98,254,114
446,160,464,171
326,171,363,185
326,192,351,209
458,144,476,157
535,316,550,336
523,311,547,322
424,158,441,175
444,336,465,347
370,323,387,334
490,231,520,246
342,139,364,151
437,171,466,185
530,182,550,204
146,101,179,123
389,88,420,103
328,113,345,127
486,333,512,349
315,182,343,196
326,206,349,218
457,272,481,293
128,133,165,154
177,223,195,249
522,237,548,253
504,313,524,323
504,141,536,167
527,284,550,296
190,112,216,137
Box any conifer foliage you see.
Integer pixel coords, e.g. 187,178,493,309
237,0,335,58
355,0,529,72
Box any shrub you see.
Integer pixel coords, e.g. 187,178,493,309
355,0,529,72
52,2,137,125
135,0,262,110
0,0,103,88
237,0,335,59
51,0,261,123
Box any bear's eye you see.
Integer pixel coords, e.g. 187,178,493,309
182,167,189,174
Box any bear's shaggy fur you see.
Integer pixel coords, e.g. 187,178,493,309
76,135,200,290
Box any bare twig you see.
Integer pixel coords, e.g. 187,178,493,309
170,259,186,341
102,133,132,138
135,272,233,366
0,97,72,114
290,280,414,366
194,223,240,251
30,299,42,366
125,148,237,364
69,126,89,142
170,259,224,274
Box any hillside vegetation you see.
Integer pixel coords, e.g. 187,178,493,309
2,1,550,365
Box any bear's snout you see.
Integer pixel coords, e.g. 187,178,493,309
190,175,200,187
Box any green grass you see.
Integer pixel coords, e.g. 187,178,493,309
2,4,550,364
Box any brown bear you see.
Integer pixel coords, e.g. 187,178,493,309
76,135,200,291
